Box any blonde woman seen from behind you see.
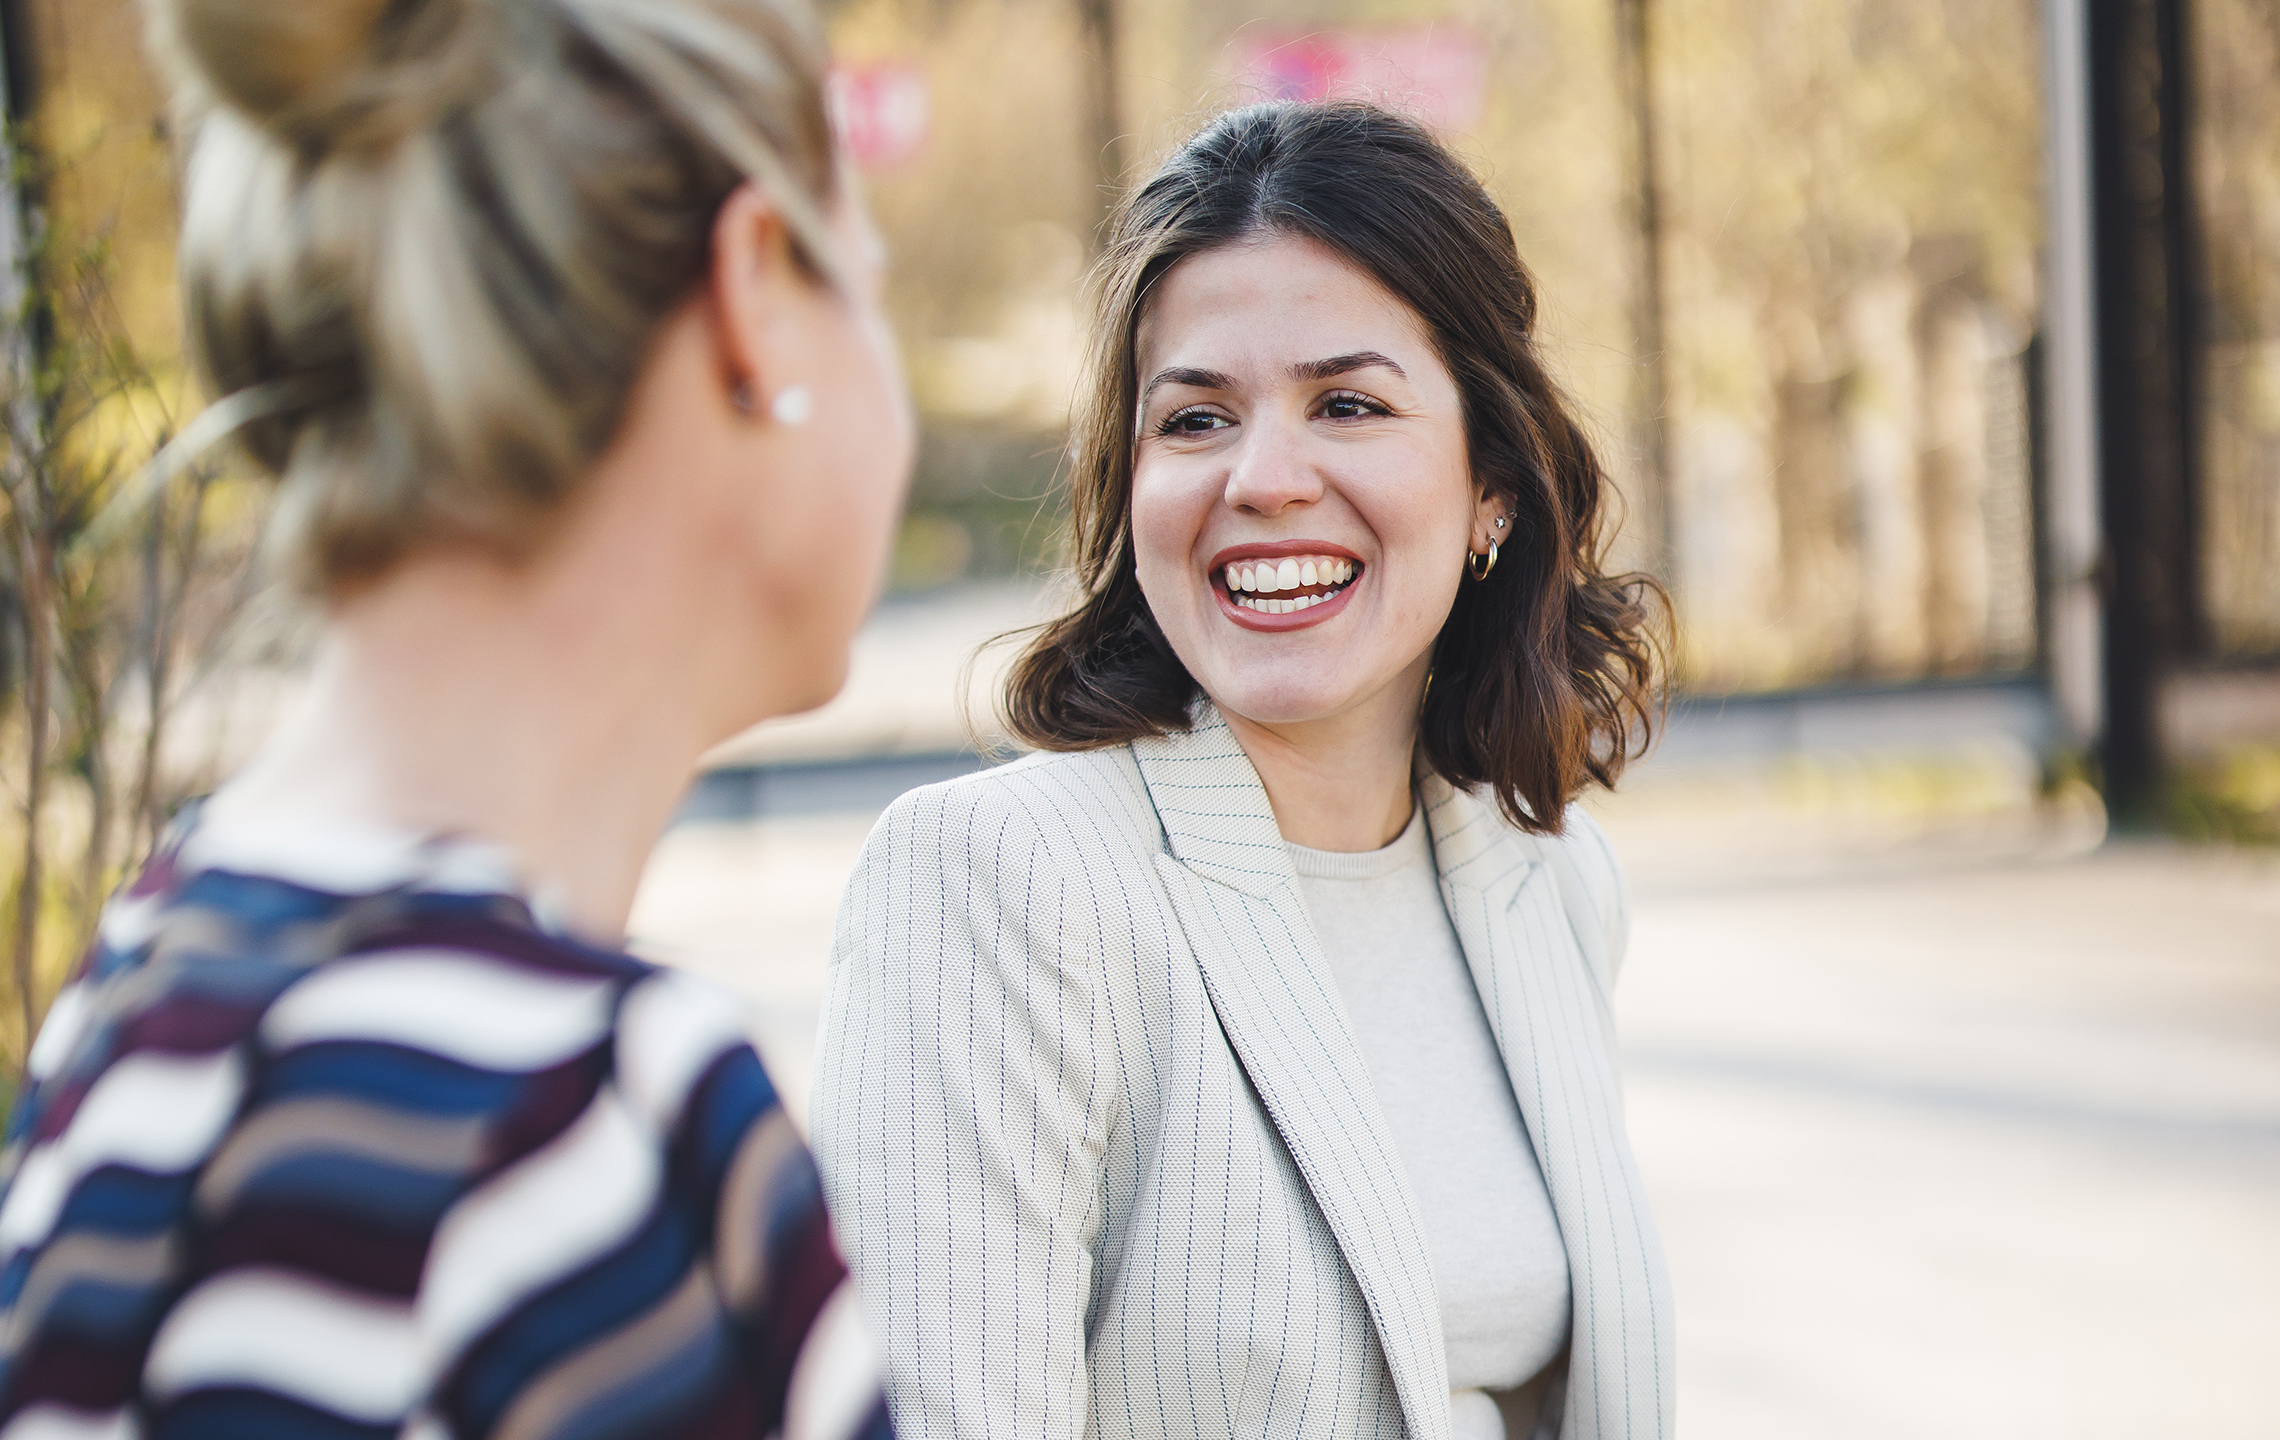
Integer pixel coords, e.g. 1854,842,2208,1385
818,102,1672,1440
0,0,910,1437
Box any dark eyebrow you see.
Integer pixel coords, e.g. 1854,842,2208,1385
1291,351,1407,383
1140,366,1237,409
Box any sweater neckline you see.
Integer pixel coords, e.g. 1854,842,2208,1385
1284,801,1429,882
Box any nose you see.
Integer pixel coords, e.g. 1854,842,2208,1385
1221,413,1324,517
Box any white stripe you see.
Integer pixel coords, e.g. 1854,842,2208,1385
95,890,165,955
177,814,520,900
0,1049,245,1254
783,1281,883,1440
25,984,92,1083
144,1270,422,1423
262,951,613,1072
420,1087,659,1361
0,1404,137,1440
614,972,750,1134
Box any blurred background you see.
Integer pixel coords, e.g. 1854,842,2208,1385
0,0,2274,1433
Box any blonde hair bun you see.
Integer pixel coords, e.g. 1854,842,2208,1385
149,0,842,593
151,0,487,149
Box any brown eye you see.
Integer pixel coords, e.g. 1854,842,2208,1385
1158,407,1232,436
1319,391,1387,420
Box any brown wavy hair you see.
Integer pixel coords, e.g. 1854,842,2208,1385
1005,100,1664,833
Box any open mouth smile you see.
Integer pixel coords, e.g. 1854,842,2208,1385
1206,543,1366,631
1221,554,1361,614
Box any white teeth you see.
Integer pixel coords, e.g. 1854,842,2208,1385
1225,555,1361,608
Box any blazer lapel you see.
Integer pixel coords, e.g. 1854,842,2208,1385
1425,777,1674,1440
1135,706,1452,1440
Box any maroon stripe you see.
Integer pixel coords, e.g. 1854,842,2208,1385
201,1205,432,1298
481,1046,611,1175
116,992,268,1055
2,1332,148,1415
748,1205,849,1426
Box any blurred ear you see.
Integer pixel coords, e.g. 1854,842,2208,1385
706,183,805,405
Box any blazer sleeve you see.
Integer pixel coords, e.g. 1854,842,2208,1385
813,780,1121,1440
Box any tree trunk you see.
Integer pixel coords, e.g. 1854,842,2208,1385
1613,0,1674,576
11,523,49,1066
1073,0,1124,249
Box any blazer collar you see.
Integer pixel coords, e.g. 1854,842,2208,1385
1131,701,1542,902
1419,768,1540,907
1134,702,1453,1440
1130,701,1294,898
1430,783,1676,1440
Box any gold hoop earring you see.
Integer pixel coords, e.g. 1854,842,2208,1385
1467,540,1499,581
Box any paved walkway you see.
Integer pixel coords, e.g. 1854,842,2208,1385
1613,837,2280,1438
629,793,2280,1438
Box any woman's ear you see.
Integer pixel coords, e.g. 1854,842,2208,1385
1472,486,1509,549
706,183,804,411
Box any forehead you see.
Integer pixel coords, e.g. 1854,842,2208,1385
1136,232,1434,377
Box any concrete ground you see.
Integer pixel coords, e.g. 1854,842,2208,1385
629,783,2280,1438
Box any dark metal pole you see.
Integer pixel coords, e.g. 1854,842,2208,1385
1613,0,1673,576
2083,0,2198,826
2156,0,2207,660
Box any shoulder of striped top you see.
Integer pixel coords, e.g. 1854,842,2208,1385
0,841,892,1440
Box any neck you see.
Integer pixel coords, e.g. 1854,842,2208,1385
209,474,774,942
1218,656,1429,852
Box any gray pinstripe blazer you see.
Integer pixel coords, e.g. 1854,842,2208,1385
814,703,1673,1440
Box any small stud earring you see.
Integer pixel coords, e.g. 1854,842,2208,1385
771,385,814,426
1493,515,1507,530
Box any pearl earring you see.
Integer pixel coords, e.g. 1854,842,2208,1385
771,385,814,426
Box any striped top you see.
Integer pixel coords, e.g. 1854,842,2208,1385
0,808,891,1440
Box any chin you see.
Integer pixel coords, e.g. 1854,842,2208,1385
1203,676,1362,728
782,655,852,718
738,640,851,726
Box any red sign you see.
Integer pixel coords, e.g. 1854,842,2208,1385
830,63,930,170
1237,27,1487,132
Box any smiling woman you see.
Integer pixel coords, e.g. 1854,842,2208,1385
818,101,1673,1440
1009,102,1663,845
